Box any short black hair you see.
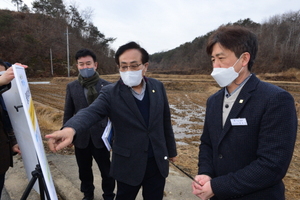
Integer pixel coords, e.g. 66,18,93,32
206,25,258,71
0,59,8,69
75,49,97,62
114,41,149,65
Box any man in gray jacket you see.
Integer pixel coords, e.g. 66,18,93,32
63,49,115,200
46,42,177,200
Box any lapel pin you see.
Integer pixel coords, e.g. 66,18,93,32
239,99,244,103
152,90,155,93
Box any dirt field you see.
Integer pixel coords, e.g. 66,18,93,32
30,73,300,199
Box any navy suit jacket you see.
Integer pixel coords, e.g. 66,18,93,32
64,77,177,186
199,74,297,200
63,78,110,149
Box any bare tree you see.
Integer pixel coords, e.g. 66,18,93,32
11,0,23,11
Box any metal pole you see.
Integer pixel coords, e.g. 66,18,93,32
66,26,70,77
50,48,53,76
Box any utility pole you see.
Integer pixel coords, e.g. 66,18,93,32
66,26,70,77
50,48,53,76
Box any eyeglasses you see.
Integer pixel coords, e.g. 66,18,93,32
119,63,143,72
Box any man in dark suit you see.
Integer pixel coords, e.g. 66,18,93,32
46,42,177,200
63,49,115,200
192,26,297,200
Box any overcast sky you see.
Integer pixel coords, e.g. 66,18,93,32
1,0,299,54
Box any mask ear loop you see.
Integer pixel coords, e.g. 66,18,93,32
233,54,245,85
232,53,244,70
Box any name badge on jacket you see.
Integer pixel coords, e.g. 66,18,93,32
230,118,248,126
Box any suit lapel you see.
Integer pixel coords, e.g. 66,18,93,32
76,81,88,107
95,81,102,93
147,79,158,129
95,80,106,94
213,90,225,134
221,92,251,137
119,81,147,127
218,75,259,144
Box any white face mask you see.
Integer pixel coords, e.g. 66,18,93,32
210,56,243,87
120,69,143,87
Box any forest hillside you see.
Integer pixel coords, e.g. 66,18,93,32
0,1,299,77
0,0,116,77
150,11,300,75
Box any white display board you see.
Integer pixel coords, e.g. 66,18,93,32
2,65,57,199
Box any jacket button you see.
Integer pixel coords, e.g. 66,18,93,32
218,154,223,159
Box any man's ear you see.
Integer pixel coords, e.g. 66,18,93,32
143,62,149,76
242,52,250,67
143,62,149,74
94,62,98,69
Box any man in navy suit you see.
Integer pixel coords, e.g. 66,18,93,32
63,49,115,200
192,26,297,200
46,42,177,200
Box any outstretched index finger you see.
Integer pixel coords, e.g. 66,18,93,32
45,128,75,152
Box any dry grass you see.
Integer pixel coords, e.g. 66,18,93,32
34,101,63,132
258,68,300,82
31,73,300,200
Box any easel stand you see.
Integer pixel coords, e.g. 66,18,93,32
21,164,51,200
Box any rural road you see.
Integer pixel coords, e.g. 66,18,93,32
3,154,198,200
